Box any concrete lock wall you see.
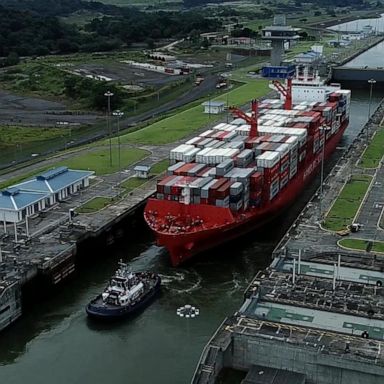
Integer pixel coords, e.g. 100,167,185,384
231,334,384,384
332,68,384,84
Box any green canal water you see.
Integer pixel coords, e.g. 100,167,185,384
0,84,383,383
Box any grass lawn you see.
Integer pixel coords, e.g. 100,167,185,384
0,126,65,146
120,177,147,192
76,196,112,213
323,174,372,231
359,128,384,168
122,79,269,145
339,238,384,253
0,63,67,99
119,159,168,192
58,147,149,175
150,159,169,175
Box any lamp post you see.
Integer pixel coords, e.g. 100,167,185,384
368,78,376,117
104,91,114,167
57,121,69,150
319,125,331,218
112,110,124,197
367,78,376,143
226,73,232,123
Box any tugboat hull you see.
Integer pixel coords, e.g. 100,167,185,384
86,276,161,320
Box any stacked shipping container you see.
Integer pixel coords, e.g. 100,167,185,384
155,89,351,213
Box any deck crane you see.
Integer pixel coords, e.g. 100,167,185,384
229,99,258,138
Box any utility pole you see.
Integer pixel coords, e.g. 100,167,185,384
104,91,114,167
367,78,376,143
112,110,124,197
319,126,330,218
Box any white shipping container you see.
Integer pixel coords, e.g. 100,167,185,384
199,129,214,137
213,123,227,131
275,143,291,159
230,200,243,211
256,151,280,168
182,147,200,162
201,179,218,198
289,164,298,179
170,144,196,161
280,174,289,188
235,125,250,136
167,161,185,175
186,137,200,145
230,181,243,195
216,196,230,208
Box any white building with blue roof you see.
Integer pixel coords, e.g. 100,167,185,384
0,188,48,223
0,166,94,223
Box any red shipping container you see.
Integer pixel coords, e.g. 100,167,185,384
209,178,228,197
173,163,193,176
245,137,264,149
264,169,279,183
251,172,263,186
196,166,209,177
250,190,262,200
215,180,232,199
293,122,309,129
281,154,290,164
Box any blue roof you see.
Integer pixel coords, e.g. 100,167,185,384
15,179,51,193
2,187,20,196
0,194,15,209
0,190,47,211
48,169,93,192
134,165,151,171
37,166,68,180
15,168,94,194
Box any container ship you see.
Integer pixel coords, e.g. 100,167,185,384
144,68,351,266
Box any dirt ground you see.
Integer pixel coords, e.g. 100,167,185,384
0,90,101,127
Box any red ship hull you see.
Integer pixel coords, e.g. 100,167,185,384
145,120,348,266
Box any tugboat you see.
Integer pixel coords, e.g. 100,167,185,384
86,261,161,320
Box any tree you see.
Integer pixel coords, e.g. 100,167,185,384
201,38,210,49
5,52,19,66
146,38,155,49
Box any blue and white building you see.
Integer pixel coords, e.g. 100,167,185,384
0,167,94,223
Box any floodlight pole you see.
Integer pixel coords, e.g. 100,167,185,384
104,91,114,167
367,79,376,144
113,110,124,197
319,126,330,218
